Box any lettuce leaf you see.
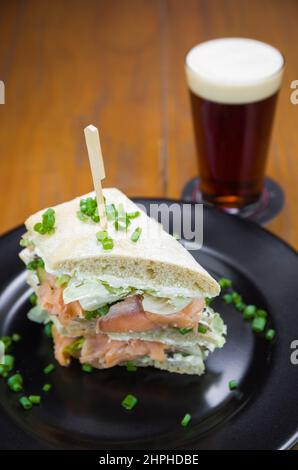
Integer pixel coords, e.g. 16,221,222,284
27,305,50,324
63,279,131,311
142,294,192,315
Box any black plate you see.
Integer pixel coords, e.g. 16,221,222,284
0,199,297,450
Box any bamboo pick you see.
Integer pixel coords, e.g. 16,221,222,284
84,124,107,229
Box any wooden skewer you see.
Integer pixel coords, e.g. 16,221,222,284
84,124,107,229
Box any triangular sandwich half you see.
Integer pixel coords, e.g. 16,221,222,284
19,188,226,375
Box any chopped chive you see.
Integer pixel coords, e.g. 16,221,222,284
101,238,114,250
20,237,29,247
231,292,242,304
131,227,142,243
29,395,41,405
235,302,245,312
205,297,212,306
3,355,14,371
34,208,56,235
56,275,71,287
181,413,192,427
218,278,232,289
42,383,52,392
12,333,21,342
265,329,276,341
19,396,32,410
178,327,193,335
106,203,117,221
43,363,55,374
252,316,266,333
256,309,268,318
76,210,89,222
243,305,256,321
82,364,93,373
1,336,12,351
64,337,84,355
7,373,23,392
223,293,233,304
0,367,8,378
198,324,208,334
121,394,138,411
126,361,137,372
19,397,32,410
96,230,109,242
29,293,37,306
26,257,45,271
127,211,141,220
229,380,238,390
43,322,53,338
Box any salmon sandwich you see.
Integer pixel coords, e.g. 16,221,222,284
19,188,226,375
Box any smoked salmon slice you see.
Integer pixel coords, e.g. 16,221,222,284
97,296,204,333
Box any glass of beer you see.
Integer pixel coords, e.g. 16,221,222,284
185,38,284,212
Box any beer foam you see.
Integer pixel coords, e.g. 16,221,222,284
185,38,284,104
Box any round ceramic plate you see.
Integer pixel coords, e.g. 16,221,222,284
0,199,297,450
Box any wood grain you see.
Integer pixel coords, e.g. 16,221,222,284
0,0,298,250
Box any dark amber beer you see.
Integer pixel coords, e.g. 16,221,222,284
185,39,284,210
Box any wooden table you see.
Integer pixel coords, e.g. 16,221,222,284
0,0,298,250
0,0,297,449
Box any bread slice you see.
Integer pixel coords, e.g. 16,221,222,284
22,188,220,298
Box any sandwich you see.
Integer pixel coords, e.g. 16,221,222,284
19,188,226,375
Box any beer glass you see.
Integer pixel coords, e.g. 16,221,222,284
185,38,284,211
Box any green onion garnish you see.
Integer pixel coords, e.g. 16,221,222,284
78,197,100,223
106,203,117,221
96,231,114,250
0,366,8,378
19,396,32,410
64,337,84,355
252,316,266,333
34,208,56,235
235,301,245,312
229,380,238,390
231,292,242,304
101,238,114,250
82,364,93,373
3,355,14,371
7,373,23,392
43,322,53,338
42,383,52,392
27,257,45,271
29,395,41,405
43,363,55,374
243,305,256,321
131,227,142,243
121,394,138,411
126,361,137,372
178,327,193,335
205,297,212,306
19,237,29,247
12,333,21,342
256,309,267,318
181,413,192,427
127,211,141,220
29,292,37,307
265,329,276,341
56,275,71,287
223,293,233,304
218,278,232,289
198,324,208,334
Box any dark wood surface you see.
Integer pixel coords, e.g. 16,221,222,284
1,0,298,250
0,0,297,449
